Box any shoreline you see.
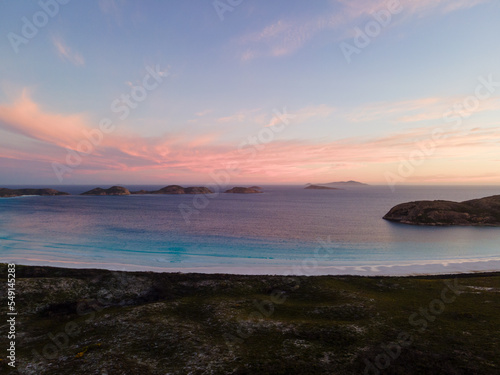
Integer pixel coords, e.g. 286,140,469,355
4,256,500,277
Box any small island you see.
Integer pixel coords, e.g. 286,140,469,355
0,188,70,198
224,187,263,194
81,186,131,196
305,185,340,190
326,180,368,186
132,185,214,195
383,195,500,226
310,180,368,187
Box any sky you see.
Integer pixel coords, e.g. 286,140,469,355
0,0,500,186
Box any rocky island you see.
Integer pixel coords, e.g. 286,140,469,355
0,188,70,197
224,186,263,194
81,186,131,196
307,180,368,188
80,185,214,196
305,184,340,190
383,195,500,226
132,185,214,194
326,180,368,186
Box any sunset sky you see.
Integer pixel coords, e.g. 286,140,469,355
1,0,500,185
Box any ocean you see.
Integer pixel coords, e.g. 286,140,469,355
1,185,499,275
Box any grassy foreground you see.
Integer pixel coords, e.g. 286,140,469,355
0,264,499,374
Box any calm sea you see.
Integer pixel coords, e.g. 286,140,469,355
1,185,499,275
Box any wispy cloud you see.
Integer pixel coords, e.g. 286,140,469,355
52,36,85,66
1,93,498,183
345,96,500,124
195,109,213,117
0,90,89,148
237,0,492,61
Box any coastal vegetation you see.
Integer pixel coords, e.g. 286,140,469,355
1,265,498,374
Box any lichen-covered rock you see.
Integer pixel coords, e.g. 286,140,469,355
383,195,500,226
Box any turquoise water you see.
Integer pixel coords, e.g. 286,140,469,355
1,185,499,274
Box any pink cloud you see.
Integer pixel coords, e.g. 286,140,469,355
52,36,85,66
0,91,90,149
1,93,499,184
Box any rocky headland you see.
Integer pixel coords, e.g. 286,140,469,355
383,195,500,226
0,188,70,197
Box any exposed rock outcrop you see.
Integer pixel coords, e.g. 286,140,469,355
383,195,500,226
183,186,214,194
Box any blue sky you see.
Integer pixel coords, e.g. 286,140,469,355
1,0,500,185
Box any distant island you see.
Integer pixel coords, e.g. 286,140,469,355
305,185,340,190
306,181,368,188
80,185,215,195
0,185,223,197
135,185,214,195
224,186,263,194
324,180,368,186
0,188,69,198
383,195,500,226
81,186,131,196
